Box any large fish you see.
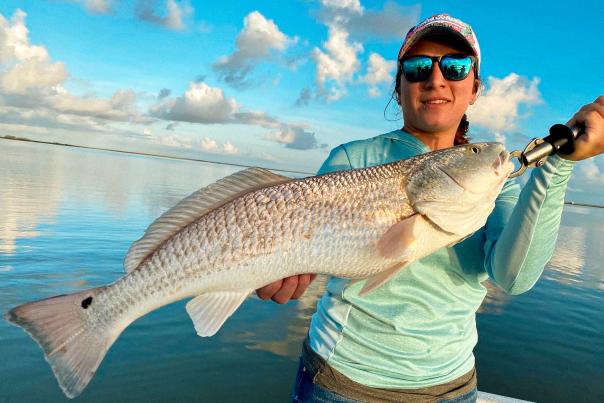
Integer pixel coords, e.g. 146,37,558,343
5,142,513,398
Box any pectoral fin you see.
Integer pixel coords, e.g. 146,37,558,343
185,291,250,337
358,261,408,296
377,214,422,259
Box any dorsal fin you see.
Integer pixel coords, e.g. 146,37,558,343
123,167,291,273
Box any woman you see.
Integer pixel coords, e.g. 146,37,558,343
257,14,604,402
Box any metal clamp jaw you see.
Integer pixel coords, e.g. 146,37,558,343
509,124,581,178
509,138,551,178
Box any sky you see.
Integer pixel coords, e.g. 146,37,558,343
0,0,602,181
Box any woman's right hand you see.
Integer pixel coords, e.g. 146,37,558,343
256,274,317,304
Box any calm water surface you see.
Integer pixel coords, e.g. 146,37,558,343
0,140,602,402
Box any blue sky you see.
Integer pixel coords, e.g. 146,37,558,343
0,0,602,181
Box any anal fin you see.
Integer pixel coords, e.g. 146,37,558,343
185,291,250,337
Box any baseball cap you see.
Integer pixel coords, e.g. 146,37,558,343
398,14,481,75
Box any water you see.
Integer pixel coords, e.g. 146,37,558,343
0,140,602,402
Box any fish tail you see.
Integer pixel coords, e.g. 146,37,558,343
5,286,118,399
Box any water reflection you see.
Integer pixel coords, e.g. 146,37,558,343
244,276,328,359
0,140,239,257
546,225,586,285
0,143,61,254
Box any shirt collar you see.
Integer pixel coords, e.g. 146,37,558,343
378,129,431,154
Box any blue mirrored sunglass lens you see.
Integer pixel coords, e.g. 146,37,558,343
440,57,473,81
402,57,433,82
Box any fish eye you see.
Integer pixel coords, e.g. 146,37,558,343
469,146,480,154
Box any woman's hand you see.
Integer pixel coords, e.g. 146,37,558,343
563,96,604,161
256,274,317,304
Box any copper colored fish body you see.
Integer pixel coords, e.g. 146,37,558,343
5,142,513,398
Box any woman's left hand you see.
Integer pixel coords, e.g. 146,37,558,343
563,95,604,161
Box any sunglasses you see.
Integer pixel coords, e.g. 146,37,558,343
400,54,477,82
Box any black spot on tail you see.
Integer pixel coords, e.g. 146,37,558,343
81,296,93,309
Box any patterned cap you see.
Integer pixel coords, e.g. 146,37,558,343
398,14,481,75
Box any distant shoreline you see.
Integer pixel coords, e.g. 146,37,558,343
0,135,313,176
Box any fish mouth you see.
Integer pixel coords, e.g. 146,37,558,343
492,150,514,177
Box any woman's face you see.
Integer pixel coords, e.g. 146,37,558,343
399,38,479,138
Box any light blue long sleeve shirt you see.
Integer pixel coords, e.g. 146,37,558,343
308,129,575,389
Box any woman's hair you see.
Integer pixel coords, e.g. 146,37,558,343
389,33,479,146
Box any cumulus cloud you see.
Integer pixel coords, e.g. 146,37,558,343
81,0,115,15
313,25,362,101
308,1,419,102
222,141,240,155
149,82,324,150
213,11,295,89
0,10,67,94
198,137,241,155
158,88,171,99
50,89,138,121
200,136,218,151
578,159,604,183
0,9,144,130
152,134,240,155
199,137,239,155
467,73,542,132
323,0,363,12
149,81,238,123
317,1,419,41
233,111,325,150
264,126,325,150
135,0,193,31
360,52,395,97
295,87,312,107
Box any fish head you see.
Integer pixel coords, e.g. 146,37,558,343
405,142,514,235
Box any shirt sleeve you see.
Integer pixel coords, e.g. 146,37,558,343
317,145,354,175
483,154,575,295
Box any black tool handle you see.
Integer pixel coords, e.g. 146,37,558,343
543,124,581,156
521,124,585,167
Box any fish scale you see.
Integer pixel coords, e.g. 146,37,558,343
5,142,513,399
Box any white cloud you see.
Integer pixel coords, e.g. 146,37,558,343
1,58,67,94
213,11,295,88
199,137,239,155
222,141,240,155
343,2,419,40
313,26,362,101
0,9,143,129
317,1,419,41
200,136,218,151
135,0,193,31
467,73,542,132
264,125,326,150
0,10,67,93
50,89,138,121
153,134,193,149
82,0,115,14
311,1,416,102
148,83,324,150
320,0,363,14
295,87,312,107
578,159,604,183
0,10,48,62
149,81,238,124
360,52,395,97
